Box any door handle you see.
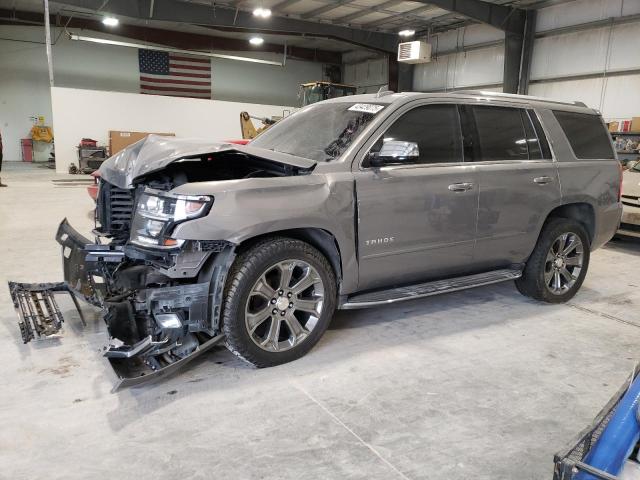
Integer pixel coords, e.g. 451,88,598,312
448,182,474,192
533,176,553,185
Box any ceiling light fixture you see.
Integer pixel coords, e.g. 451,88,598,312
253,7,271,18
249,36,264,46
102,16,119,27
398,29,415,37
68,34,283,66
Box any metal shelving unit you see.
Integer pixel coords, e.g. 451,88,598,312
611,131,640,167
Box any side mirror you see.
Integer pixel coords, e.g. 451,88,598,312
368,140,419,167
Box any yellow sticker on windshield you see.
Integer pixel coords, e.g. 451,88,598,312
348,104,385,114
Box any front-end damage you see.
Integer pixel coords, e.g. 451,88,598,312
11,135,318,390
56,215,236,390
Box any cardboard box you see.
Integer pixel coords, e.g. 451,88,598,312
630,117,640,133
109,130,175,156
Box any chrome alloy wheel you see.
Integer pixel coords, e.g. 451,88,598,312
245,260,325,352
544,232,584,295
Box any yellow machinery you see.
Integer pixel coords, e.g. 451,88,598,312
239,112,280,140
299,81,356,107
239,82,357,140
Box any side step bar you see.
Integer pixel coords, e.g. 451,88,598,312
340,268,523,309
8,282,87,343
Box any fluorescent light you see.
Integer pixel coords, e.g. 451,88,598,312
253,7,271,18
398,29,415,37
249,36,264,46
102,17,119,27
68,34,284,66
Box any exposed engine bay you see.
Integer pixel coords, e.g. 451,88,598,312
9,136,317,390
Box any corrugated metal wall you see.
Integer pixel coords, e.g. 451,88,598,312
413,24,504,92
343,53,389,93
412,0,640,119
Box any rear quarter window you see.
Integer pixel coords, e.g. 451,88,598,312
553,111,614,159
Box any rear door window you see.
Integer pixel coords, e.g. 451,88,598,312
465,106,529,161
461,105,552,161
553,111,614,159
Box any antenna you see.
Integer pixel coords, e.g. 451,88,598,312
375,86,394,98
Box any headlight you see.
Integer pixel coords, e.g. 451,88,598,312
131,190,213,248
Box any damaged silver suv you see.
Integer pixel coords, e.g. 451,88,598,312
12,91,623,388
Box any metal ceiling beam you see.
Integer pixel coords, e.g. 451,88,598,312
332,0,402,24
49,0,399,53
301,0,436,29
361,5,435,29
0,8,343,63
405,0,525,34
271,0,304,13
300,0,354,19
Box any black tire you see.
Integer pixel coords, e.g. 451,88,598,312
515,217,590,303
221,236,337,367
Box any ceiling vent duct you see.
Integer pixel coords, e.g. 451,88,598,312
397,41,432,64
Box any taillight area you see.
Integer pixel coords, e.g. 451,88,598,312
618,162,623,202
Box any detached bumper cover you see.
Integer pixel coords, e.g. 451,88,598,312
55,218,124,305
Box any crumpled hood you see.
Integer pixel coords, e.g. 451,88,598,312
99,134,317,189
623,168,640,198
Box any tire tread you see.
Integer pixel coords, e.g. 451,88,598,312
515,217,590,303
221,236,336,367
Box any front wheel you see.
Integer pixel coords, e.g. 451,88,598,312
516,218,590,303
221,237,337,367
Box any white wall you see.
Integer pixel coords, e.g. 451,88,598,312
0,25,323,161
51,87,293,173
0,27,54,162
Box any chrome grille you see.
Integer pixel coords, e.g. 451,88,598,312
96,180,134,242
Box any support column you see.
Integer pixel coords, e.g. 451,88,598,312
502,8,529,94
389,55,414,93
518,10,537,95
43,0,54,87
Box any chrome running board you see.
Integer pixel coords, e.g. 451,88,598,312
340,268,522,309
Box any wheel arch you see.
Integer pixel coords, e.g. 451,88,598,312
544,202,596,245
235,228,344,291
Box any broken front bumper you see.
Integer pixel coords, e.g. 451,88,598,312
7,219,113,343
106,333,226,391
56,217,124,305
58,218,233,390
10,218,235,390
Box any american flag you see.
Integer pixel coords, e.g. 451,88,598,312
138,49,212,99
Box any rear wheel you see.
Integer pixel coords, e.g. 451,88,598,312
515,218,590,303
222,237,336,367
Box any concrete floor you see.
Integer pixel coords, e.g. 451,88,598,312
1,162,640,480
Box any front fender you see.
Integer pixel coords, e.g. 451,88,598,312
170,174,358,293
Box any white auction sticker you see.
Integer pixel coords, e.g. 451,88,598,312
348,103,385,114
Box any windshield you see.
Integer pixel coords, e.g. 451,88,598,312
250,102,387,162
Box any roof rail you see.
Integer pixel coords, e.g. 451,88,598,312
454,90,589,108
